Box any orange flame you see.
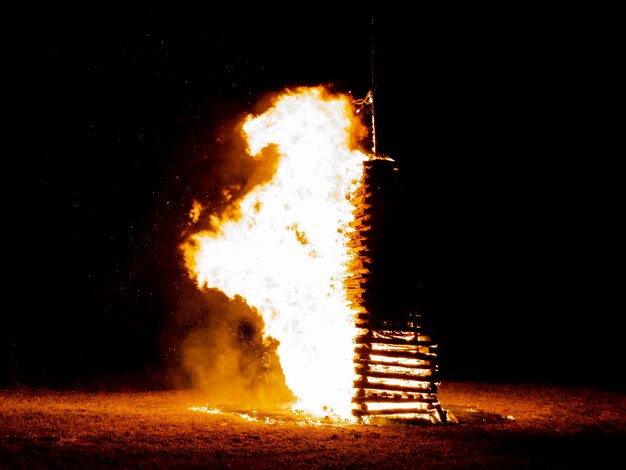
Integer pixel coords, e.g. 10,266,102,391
182,86,372,419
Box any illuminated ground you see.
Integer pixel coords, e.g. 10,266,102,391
1,381,624,469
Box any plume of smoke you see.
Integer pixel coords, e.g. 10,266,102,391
179,290,294,408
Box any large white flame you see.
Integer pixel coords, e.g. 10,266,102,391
183,86,371,418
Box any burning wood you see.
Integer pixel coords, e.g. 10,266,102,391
347,160,446,423
181,87,446,424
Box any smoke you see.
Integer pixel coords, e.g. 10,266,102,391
162,276,295,407
179,290,294,407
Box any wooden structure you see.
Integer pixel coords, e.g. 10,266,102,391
347,158,446,423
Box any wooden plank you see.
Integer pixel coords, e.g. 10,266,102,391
354,346,435,361
355,335,435,346
354,323,424,332
354,367,438,382
353,358,434,369
352,408,434,417
353,380,438,394
351,395,438,404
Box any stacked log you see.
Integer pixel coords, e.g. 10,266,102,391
347,158,446,423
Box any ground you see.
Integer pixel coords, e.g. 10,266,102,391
1,381,624,469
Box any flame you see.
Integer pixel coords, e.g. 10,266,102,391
182,86,371,419
188,200,202,224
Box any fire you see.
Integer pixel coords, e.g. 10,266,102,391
182,86,371,419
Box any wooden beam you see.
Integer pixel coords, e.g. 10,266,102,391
354,367,438,382
351,396,438,404
354,346,435,361
353,380,438,394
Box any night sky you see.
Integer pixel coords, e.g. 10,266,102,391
5,6,622,390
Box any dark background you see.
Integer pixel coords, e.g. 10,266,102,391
5,6,622,389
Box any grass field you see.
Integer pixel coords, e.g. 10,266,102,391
1,381,625,469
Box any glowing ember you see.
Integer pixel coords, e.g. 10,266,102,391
188,406,222,414
182,86,371,419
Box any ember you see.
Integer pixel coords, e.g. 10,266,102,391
181,85,445,423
